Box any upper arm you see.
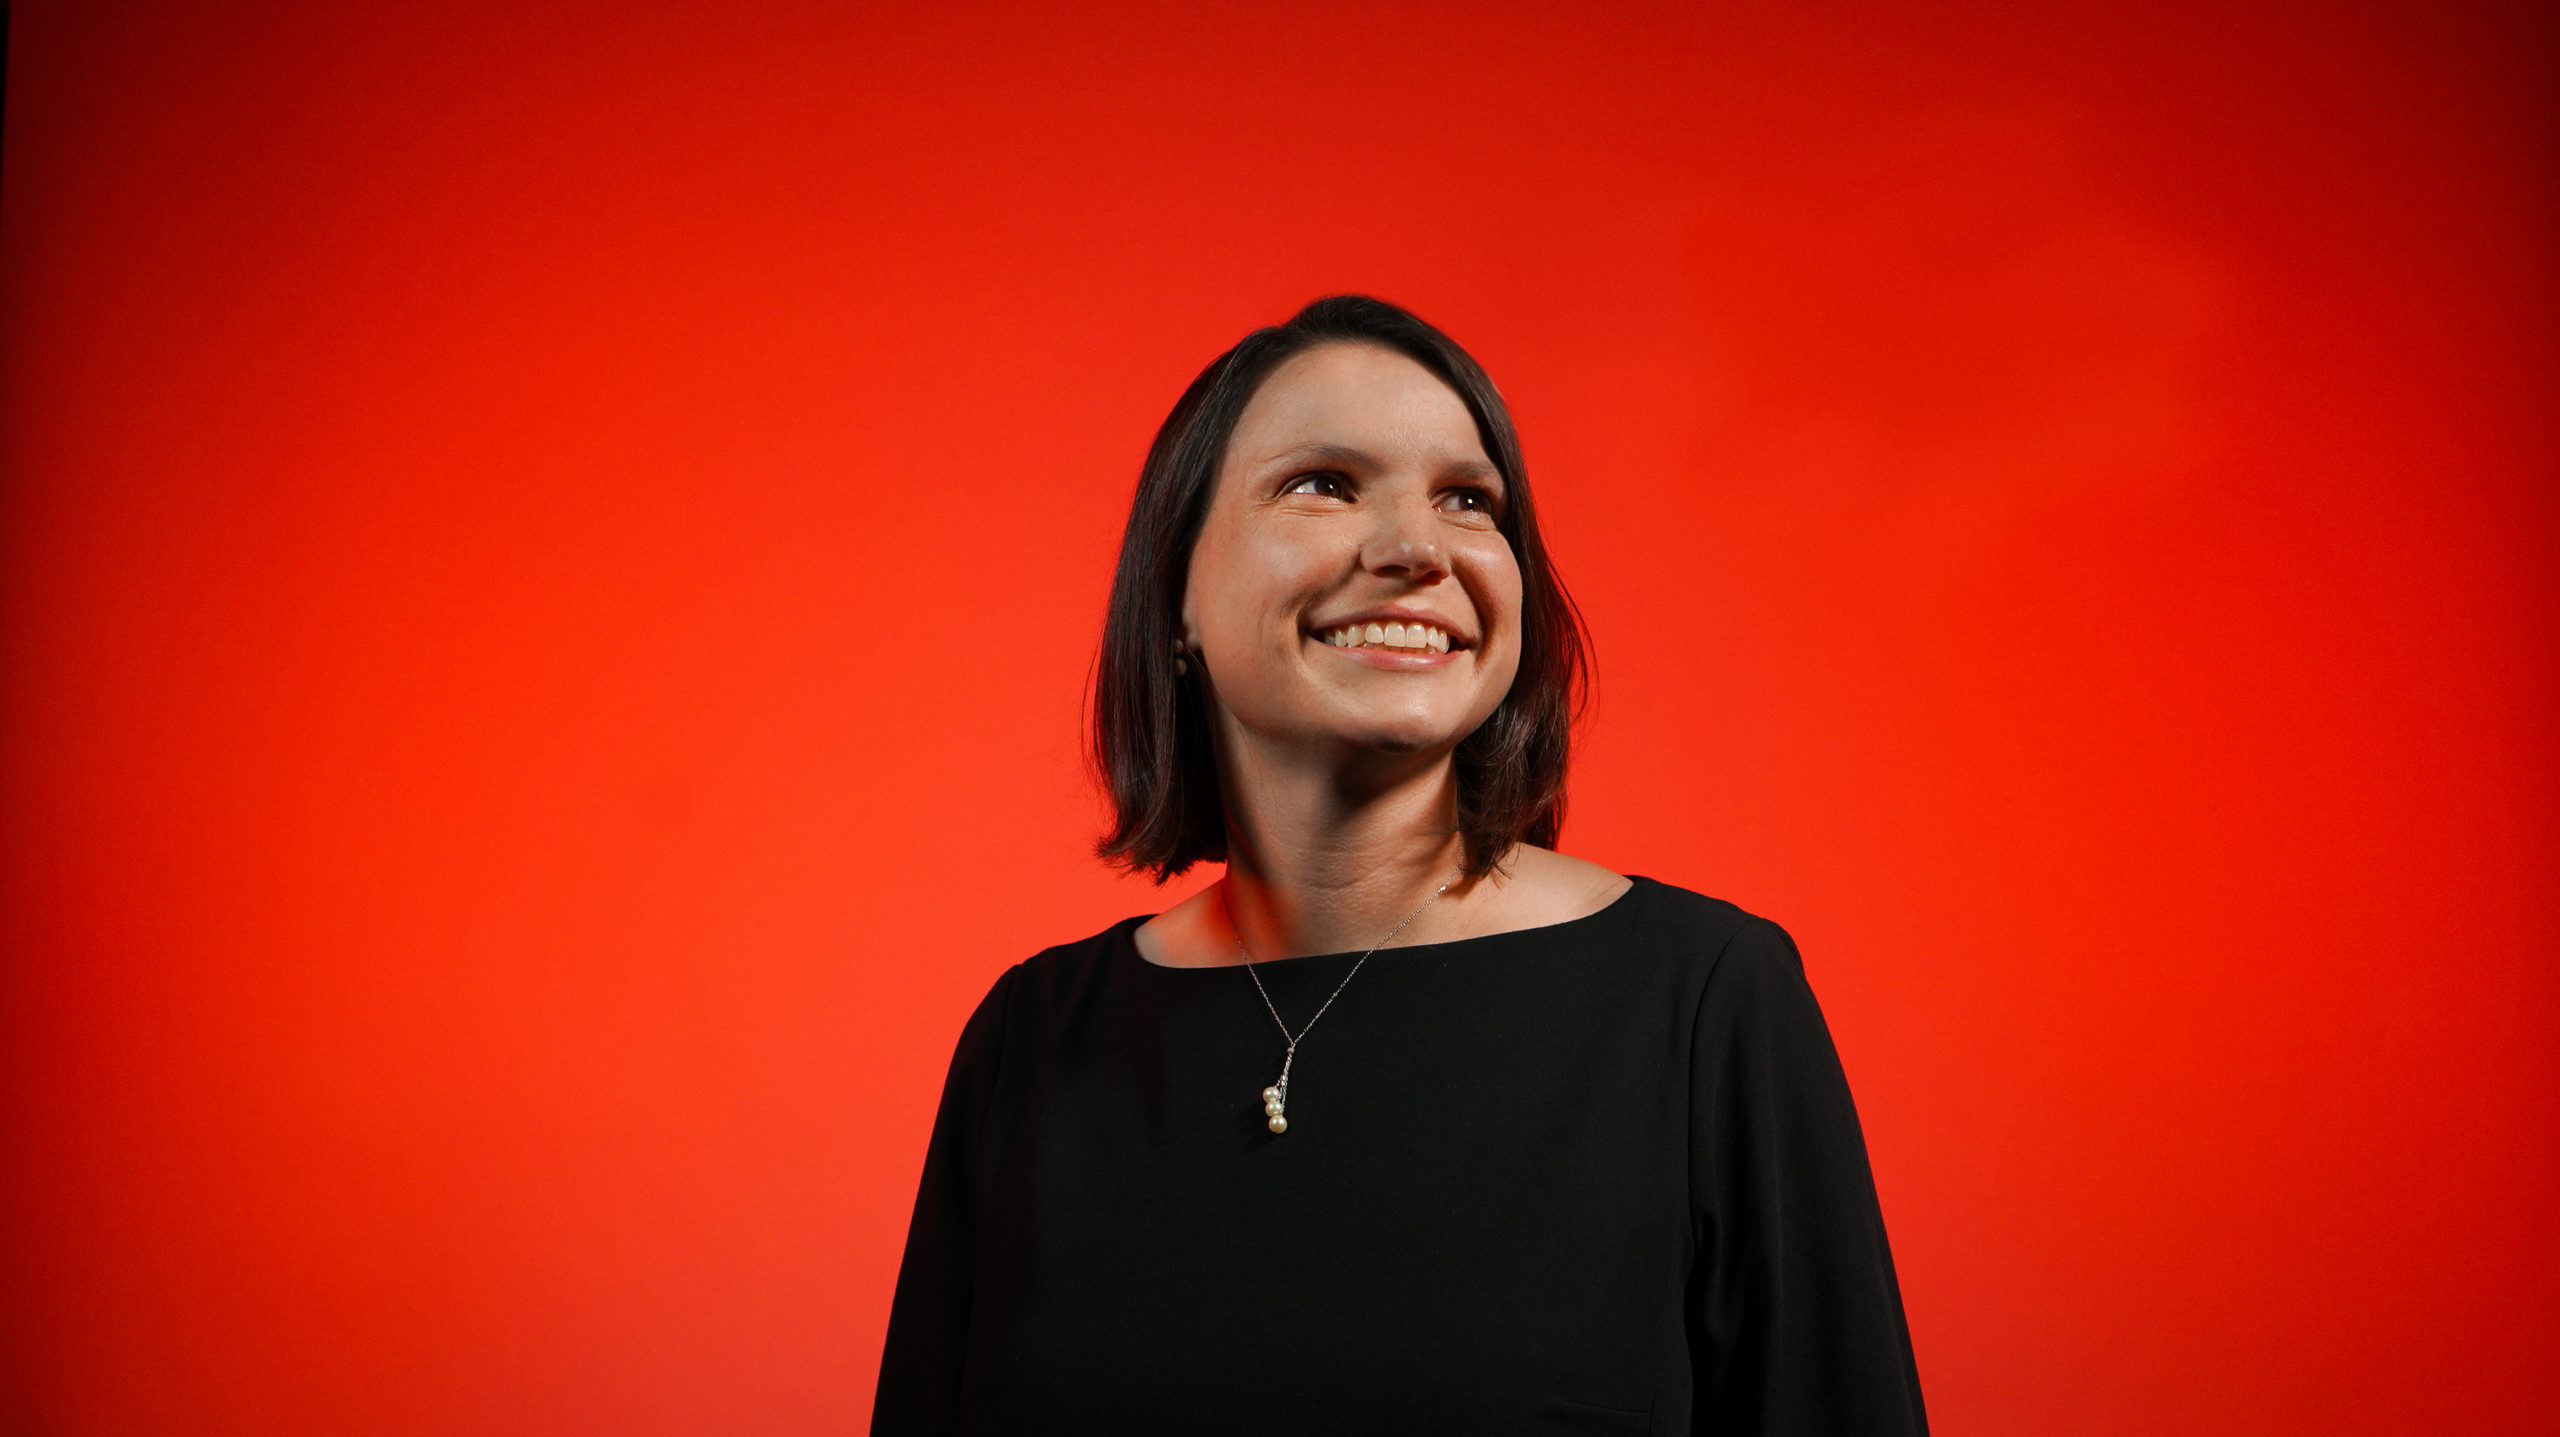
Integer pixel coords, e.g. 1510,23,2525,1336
871,964,1023,1435
1687,917,1928,1434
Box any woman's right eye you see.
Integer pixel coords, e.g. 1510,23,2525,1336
1282,471,1351,500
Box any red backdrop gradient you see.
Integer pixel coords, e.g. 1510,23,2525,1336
3,1,2554,1432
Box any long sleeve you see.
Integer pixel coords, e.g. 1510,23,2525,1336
871,965,1019,1436
1688,917,1927,1434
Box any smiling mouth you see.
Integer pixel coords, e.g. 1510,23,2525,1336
1315,621,1457,654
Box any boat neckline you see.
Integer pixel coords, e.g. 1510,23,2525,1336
1116,873,1655,973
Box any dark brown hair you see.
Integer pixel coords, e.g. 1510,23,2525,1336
1090,295,1590,881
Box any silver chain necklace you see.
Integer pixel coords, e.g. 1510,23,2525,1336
1221,874,1454,1135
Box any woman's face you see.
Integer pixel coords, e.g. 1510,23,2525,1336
1181,342,1524,763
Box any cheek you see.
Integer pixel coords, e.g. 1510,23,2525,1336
1190,521,1267,604
1225,529,1344,621
1465,545,1527,636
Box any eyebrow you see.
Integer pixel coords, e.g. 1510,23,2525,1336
1257,441,1505,487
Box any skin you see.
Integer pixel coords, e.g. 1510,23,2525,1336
1133,342,1629,969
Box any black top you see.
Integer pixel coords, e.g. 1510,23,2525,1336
872,876,1926,1435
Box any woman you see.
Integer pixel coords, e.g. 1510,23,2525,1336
873,296,1926,1434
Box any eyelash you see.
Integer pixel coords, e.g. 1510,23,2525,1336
1282,472,1500,517
1284,472,1353,500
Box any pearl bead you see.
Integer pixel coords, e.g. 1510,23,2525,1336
1262,1087,1280,1104
1267,1114,1288,1133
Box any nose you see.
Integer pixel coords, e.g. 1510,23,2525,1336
1361,498,1450,584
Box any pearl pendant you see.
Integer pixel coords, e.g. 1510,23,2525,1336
1261,1050,1294,1135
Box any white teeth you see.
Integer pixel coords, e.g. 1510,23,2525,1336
1318,621,1459,652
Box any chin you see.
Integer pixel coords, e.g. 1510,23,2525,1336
1332,714,1473,756
1343,734,1453,757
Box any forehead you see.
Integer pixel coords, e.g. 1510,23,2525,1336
1224,342,1490,471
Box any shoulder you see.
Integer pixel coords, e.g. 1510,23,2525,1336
936,919,1137,1091
1620,880,1850,1086
957,916,1144,1034
1484,844,1631,923
1613,876,1822,1020
1622,876,1794,966
1498,847,1775,962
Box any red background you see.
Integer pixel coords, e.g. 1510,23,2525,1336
4,1,2555,1431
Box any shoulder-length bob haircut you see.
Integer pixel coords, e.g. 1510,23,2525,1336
1091,294,1590,883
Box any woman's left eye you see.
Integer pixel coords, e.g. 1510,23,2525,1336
1441,487,1497,514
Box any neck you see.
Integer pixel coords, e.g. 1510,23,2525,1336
1211,729,1472,960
